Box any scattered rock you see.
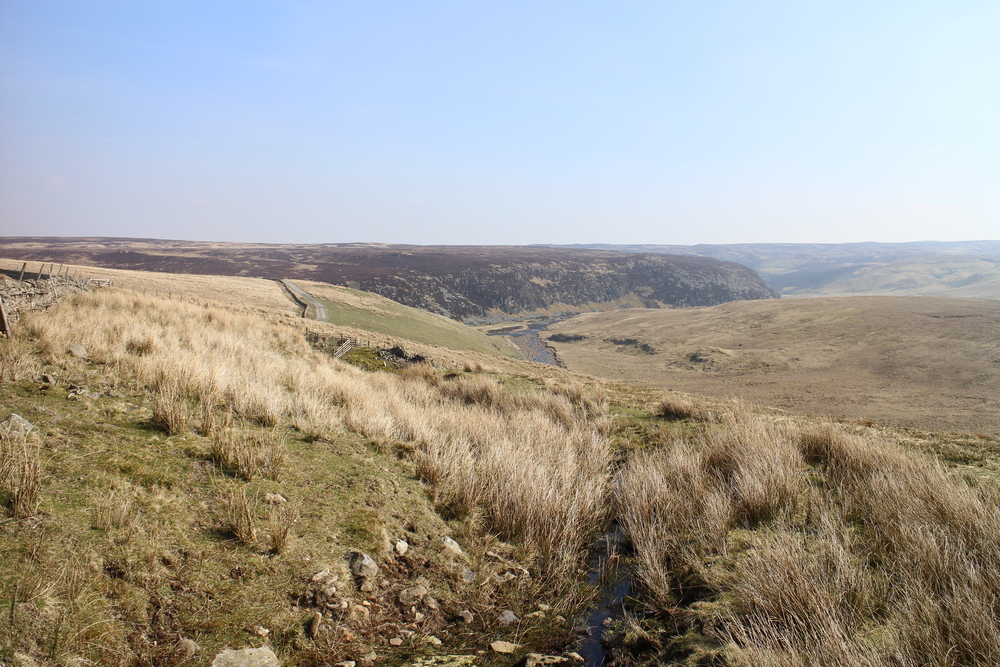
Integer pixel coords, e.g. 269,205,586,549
442,536,463,556
176,638,200,660
394,539,409,555
458,609,474,624
334,662,356,667
398,584,428,607
40,373,56,385
498,610,519,626
567,652,584,663
407,658,476,667
461,568,476,583
389,637,404,646
68,344,88,359
210,646,281,667
422,635,443,646
525,610,545,619
252,626,270,637
0,413,34,439
12,652,41,667
308,611,323,639
413,611,426,622
105,389,125,398
263,493,287,505
524,655,570,667
424,596,440,611
347,551,379,580
491,641,519,654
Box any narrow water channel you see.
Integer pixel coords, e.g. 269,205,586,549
578,524,633,666
486,318,562,365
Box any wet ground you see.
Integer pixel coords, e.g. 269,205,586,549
488,318,562,365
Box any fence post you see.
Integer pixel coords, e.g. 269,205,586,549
35,264,43,280
0,296,9,338
18,263,26,281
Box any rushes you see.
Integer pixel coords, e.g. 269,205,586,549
224,486,257,546
210,427,285,481
621,410,1000,666
2,431,42,520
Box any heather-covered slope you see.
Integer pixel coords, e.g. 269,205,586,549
0,238,779,323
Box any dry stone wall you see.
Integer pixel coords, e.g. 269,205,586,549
0,275,90,333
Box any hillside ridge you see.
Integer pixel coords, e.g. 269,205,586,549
0,238,779,323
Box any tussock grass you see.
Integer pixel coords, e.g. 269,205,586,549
210,427,285,481
16,289,611,576
224,485,257,546
654,394,704,421
620,408,1000,666
1,431,42,520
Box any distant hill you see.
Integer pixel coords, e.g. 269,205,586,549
551,241,1000,299
0,237,779,323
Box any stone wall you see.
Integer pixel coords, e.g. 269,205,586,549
0,275,90,333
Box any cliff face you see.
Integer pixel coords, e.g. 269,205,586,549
0,239,780,322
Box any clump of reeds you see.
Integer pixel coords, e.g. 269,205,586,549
2,431,42,519
210,427,285,481
150,382,191,435
224,486,257,546
621,409,1000,666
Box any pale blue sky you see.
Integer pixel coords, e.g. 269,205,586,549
2,1,998,245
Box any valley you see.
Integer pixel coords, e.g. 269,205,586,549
545,296,1000,435
3,255,1000,667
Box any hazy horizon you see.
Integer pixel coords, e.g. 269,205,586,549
3,2,999,246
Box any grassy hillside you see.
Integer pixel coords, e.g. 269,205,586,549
545,296,1000,435
0,288,609,665
5,279,1000,666
289,280,522,358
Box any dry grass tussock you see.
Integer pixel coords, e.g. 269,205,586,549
1,430,42,520
15,288,612,573
619,409,1000,666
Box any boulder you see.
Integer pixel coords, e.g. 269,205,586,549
398,584,428,607
347,551,378,580
68,344,88,359
442,536,463,556
210,646,281,667
498,610,519,626
490,641,518,654
0,414,34,440
393,539,409,555
176,638,200,660
524,655,570,667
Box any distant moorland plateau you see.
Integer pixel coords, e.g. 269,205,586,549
0,237,778,322
554,240,1000,299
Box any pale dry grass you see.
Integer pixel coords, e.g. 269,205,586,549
17,288,611,573
620,409,1000,665
1,431,42,520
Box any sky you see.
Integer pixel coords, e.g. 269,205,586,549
1,1,998,246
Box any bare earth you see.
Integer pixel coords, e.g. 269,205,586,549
546,296,1000,435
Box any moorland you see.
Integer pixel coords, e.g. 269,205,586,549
0,238,778,322
556,240,1000,299
545,296,1000,435
3,250,1000,667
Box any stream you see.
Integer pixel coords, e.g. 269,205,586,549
490,318,634,665
578,524,634,666
486,318,562,365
